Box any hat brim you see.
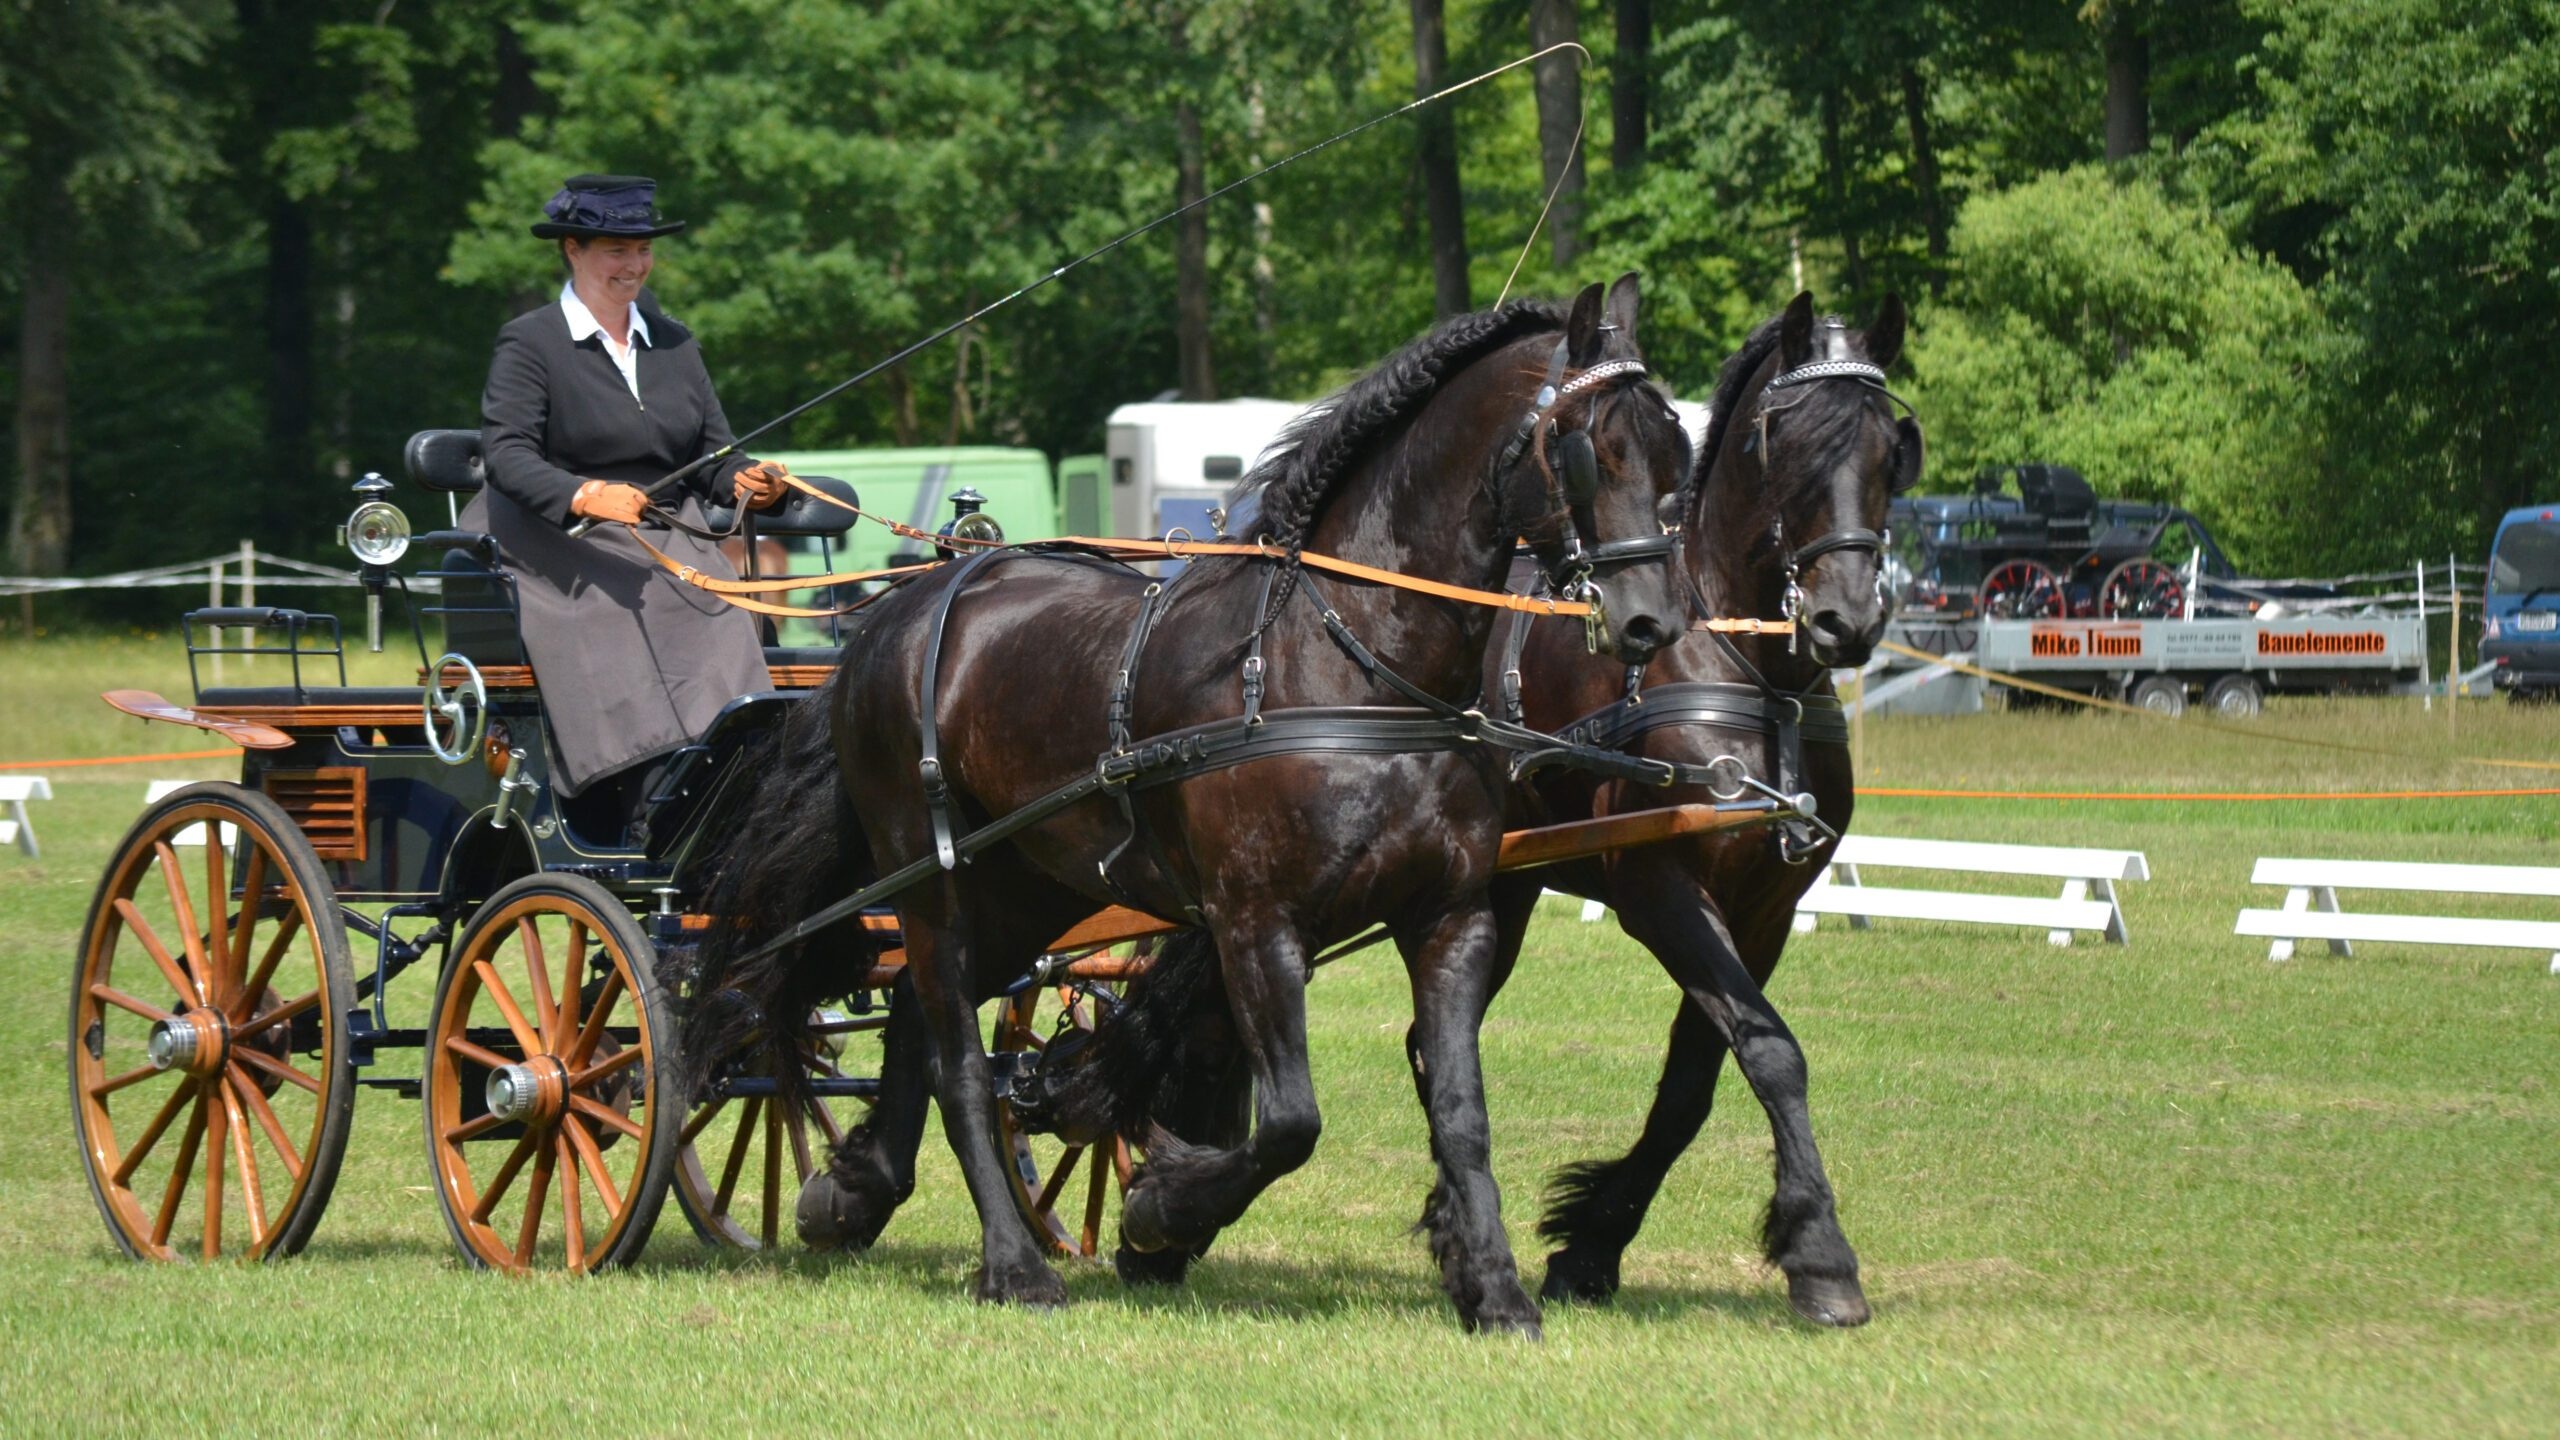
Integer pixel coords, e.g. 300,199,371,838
531,220,687,240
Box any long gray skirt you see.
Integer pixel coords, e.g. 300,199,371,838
463,487,766,796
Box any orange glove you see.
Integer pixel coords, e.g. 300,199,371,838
570,480,651,526
732,459,790,512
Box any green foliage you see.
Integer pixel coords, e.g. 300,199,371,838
5,0,2557,591
1909,165,2332,573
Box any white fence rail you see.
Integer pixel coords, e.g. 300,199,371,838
0,777,53,858
2235,857,2560,973
1791,835,2150,946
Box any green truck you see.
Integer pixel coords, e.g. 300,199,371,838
759,445,1103,646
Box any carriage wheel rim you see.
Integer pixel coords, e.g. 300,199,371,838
426,886,663,1274
71,796,345,1263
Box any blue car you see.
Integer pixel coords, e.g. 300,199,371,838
2482,504,2560,701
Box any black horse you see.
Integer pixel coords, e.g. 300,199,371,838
689,277,1693,1331
1077,292,1917,1327
1490,292,1916,1326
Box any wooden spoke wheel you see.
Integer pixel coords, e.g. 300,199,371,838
992,982,1136,1261
672,1009,876,1251
2101,558,2187,619
70,782,356,1263
424,875,679,1275
1977,559,2065,620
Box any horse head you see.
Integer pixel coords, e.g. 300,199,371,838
1695,291,1921,671
1493,273,1691,666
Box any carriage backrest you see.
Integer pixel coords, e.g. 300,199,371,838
404,429,485,494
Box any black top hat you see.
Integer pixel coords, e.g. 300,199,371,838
530,174,687,240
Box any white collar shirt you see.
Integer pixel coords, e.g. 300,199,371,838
559,280,652,401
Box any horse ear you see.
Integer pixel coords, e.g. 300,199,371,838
1780,291,1816,370
1604,271,1641,349
1566,281,1607,367
1892,416,1926,494
1866,292,1907,369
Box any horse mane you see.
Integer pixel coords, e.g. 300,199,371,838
1237,298,1566,546
1690,308,1889,513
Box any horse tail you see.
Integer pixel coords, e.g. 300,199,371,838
679,686,878,1100
1044,928,1230,1141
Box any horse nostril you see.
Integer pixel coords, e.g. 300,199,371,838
1622,614,1670,654
1811,610,1853,643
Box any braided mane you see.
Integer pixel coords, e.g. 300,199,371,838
1234,298,1567,622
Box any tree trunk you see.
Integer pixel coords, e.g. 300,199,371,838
1612,0,1650,174
1819,87,1867,297
1530,0,1586,266
1409,0,1471,316
2103,9,2149,161
263,192,315,527
9,142,74,577
1900,66,1947,297
1174,95,1217,401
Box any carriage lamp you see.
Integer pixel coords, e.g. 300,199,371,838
340,473,411,652
940,487,1004,551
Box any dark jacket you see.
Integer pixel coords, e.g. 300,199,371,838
469,288,768,797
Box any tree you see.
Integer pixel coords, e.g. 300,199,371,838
2206,0,2560,551
1528,0,1585,265
1,0,224,578
1910,166,2332,571
1410,0,1470,316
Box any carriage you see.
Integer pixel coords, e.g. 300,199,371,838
69,429,1208,1272
69,416,1787,1276
1889,462,2242,621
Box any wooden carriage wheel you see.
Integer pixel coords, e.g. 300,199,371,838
423,875,679,1274
992,981,1137,1260
2100,558,2186,619
1977,558,2065,620
69,782,356,1263
671,1010,873,1251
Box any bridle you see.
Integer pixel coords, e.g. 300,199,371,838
1736,348,1920,652
1495,334,1682,647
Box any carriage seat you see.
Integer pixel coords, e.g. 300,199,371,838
194,687,427,708
400,429,860,538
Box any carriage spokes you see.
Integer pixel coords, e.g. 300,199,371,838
70,783,356,1263
423,875,679,1274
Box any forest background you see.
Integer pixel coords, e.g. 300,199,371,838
4,0,2554,615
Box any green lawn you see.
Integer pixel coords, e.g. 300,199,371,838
2,634,2555,1436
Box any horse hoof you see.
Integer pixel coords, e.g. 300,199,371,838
1114,1241,1194,1288
794,1169,886,1252
1460,1284,1544,1338
975,1259,1070,1309
1538,1249,1620,1305
1119,1186,1173,1254
1787,1273,1872,1328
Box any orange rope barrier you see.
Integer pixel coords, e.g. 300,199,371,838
1860,785,2560,802
0,747,234,769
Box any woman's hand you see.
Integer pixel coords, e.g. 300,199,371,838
570,480,651,526
732,459,791,512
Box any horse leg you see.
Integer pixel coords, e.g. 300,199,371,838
1111,1033,1250,1287
798,975,930,1251
1403,903,1542,1337
1612,876,1868,1327
1539,998,1727,1301
904,911,1068,1306
1118,921,1323,1259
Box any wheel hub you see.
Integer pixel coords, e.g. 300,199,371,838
484,1055,569,1124
146,1011,231,1076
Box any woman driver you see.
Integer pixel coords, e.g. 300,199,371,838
472,173,790,829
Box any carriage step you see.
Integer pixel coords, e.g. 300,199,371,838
358,1077,424,1099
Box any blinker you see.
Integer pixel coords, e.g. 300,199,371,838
1559,430,1600,507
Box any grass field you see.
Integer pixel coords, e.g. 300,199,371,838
3,634,2556,1436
